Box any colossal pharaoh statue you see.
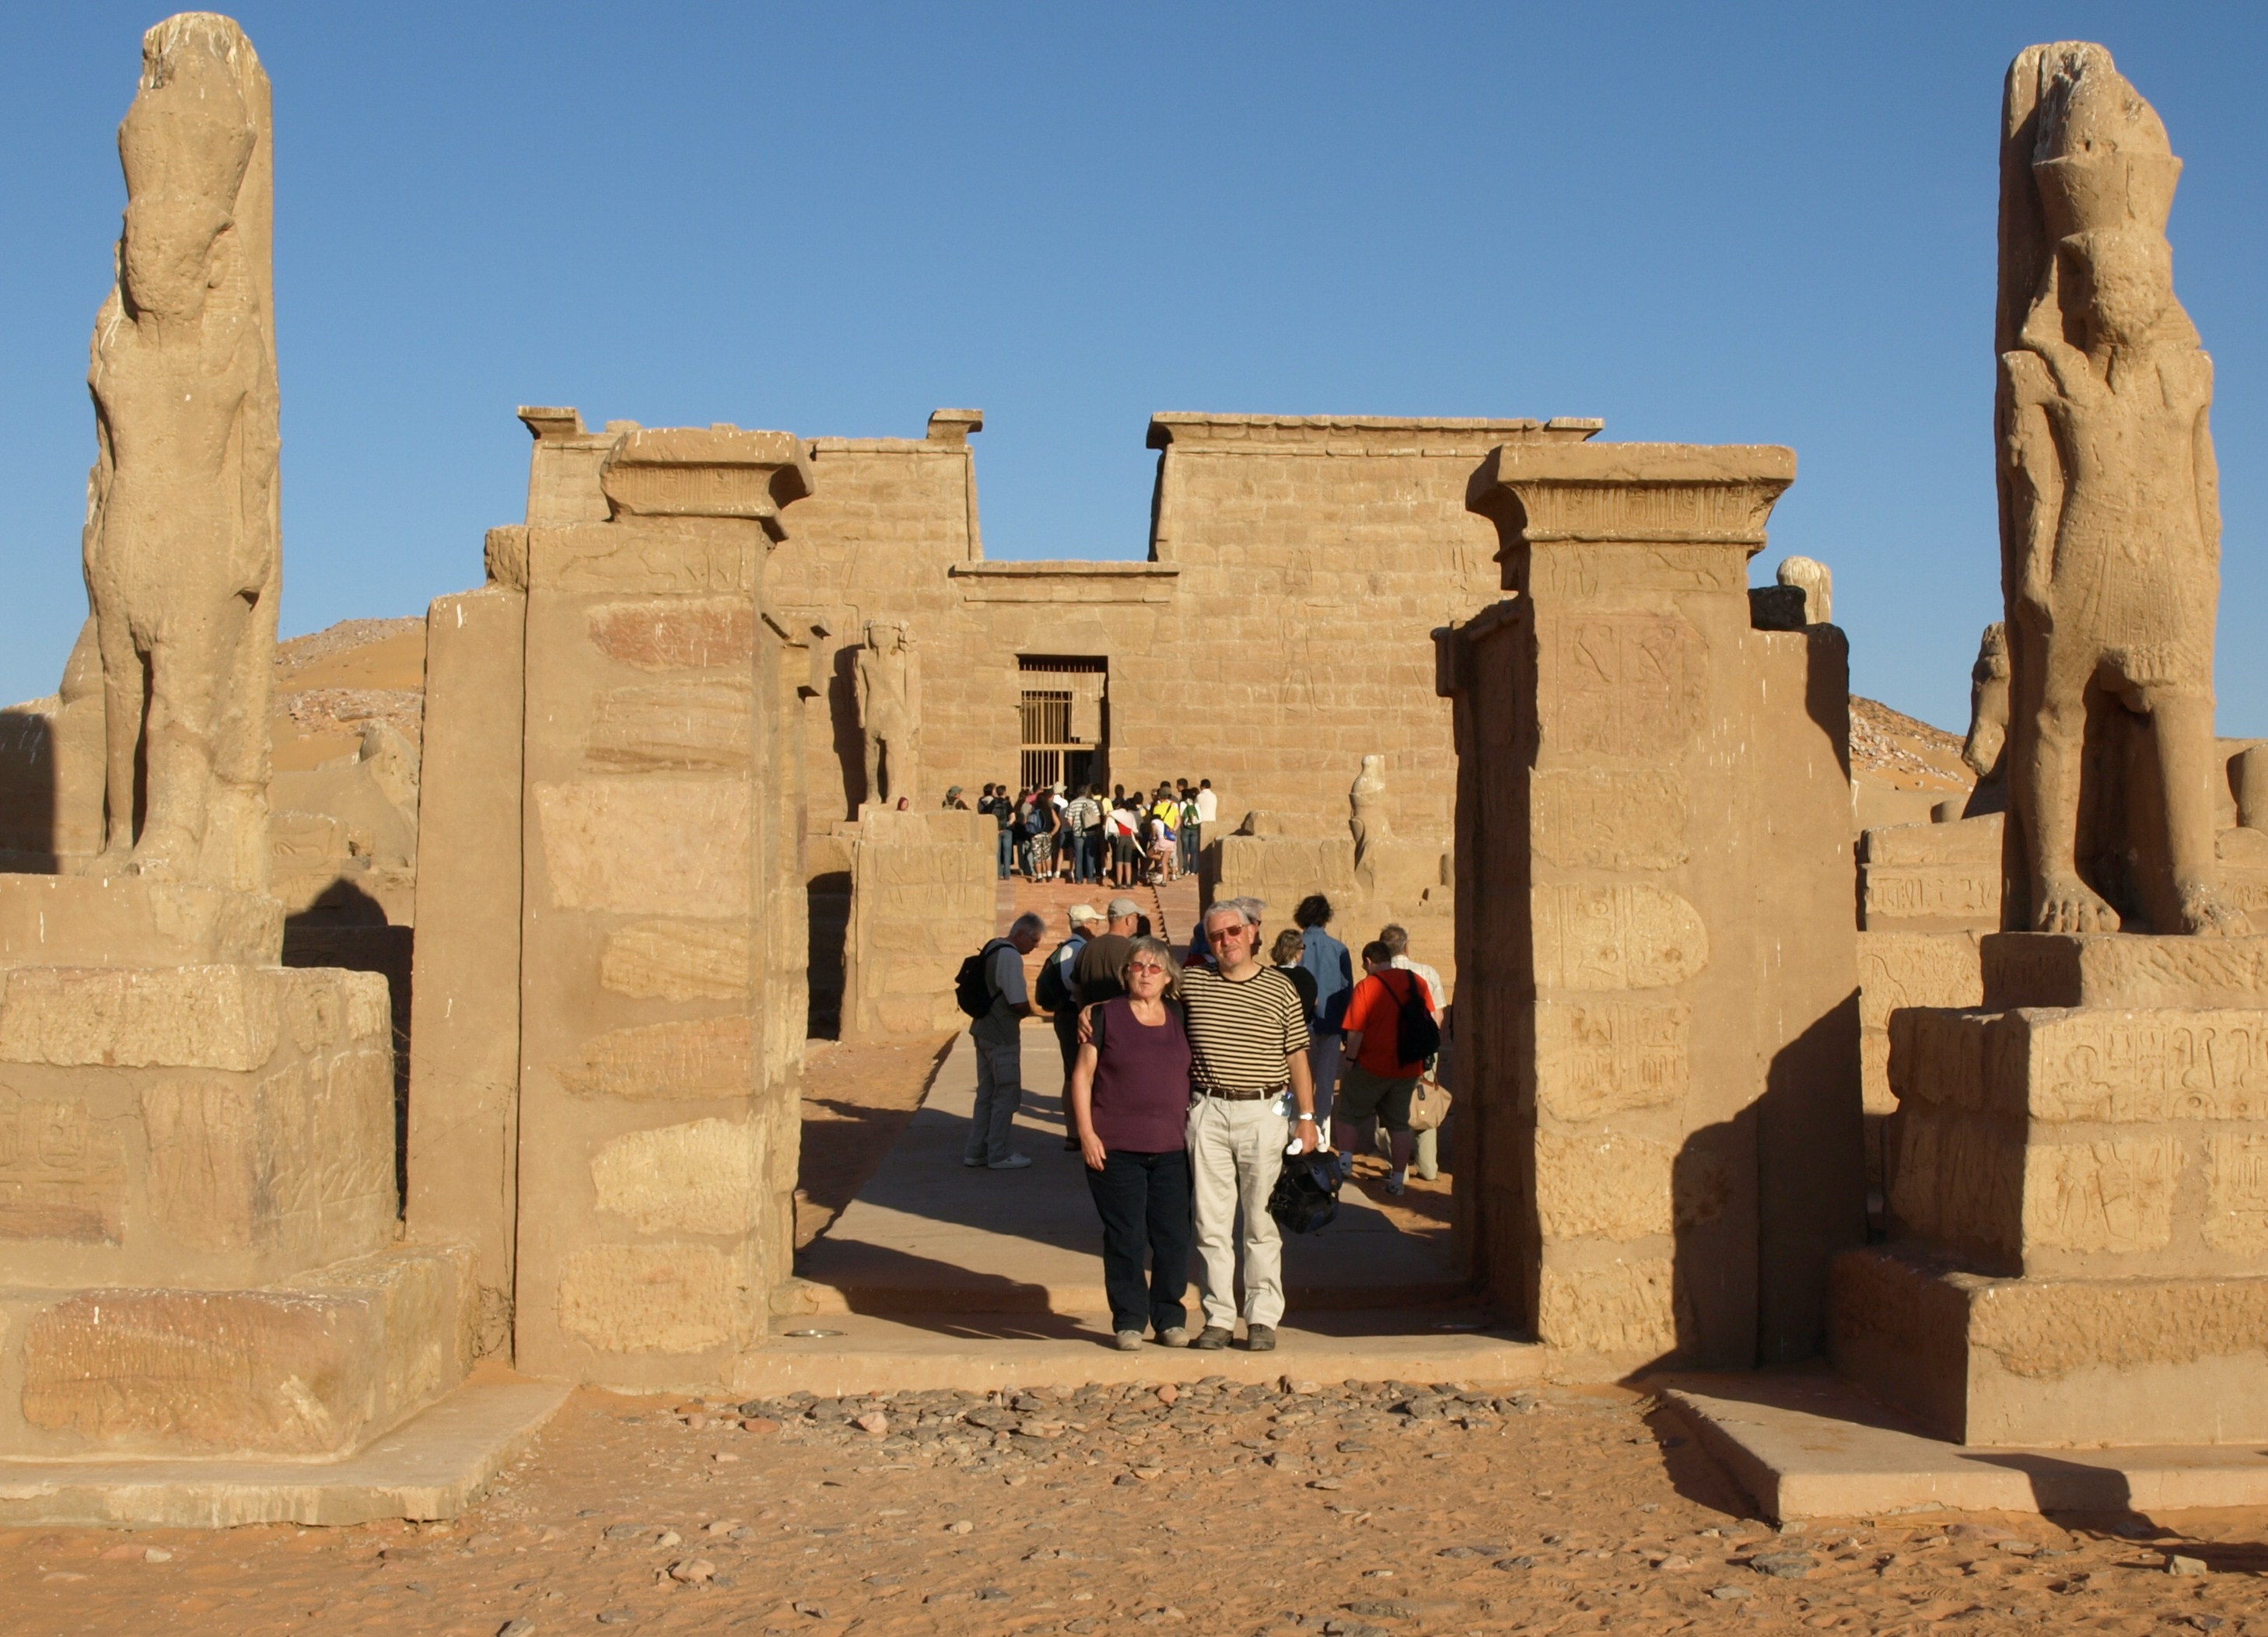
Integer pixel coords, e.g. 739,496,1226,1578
1996,42,2241,935
84,12,280,894
854,621,917,808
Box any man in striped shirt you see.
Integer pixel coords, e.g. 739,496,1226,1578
1181,896,1318,1352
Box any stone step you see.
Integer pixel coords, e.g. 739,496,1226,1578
0,1368,567,1528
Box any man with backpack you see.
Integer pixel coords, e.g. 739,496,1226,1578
1332,939,1438,1196
955,911,1047,1170
1040,904,1104,1151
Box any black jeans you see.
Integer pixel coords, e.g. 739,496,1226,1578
1083,1148,1193,1336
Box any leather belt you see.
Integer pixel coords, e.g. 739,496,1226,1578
1195,1083,1289,1102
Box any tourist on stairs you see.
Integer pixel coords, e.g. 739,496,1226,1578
1067,936,1196,1351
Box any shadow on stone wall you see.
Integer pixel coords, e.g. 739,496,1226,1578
282,878,413,1210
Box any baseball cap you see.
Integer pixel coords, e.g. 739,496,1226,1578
1106,897,1141,918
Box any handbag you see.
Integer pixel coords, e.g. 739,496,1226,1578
1406,1072,1452,1133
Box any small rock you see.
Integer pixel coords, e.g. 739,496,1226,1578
1493,1555,1537,1571
701,1520,739,1536
2168,1553,2209,1576
1655,1554,1695,1572
1157,1384,1179,1406
143,1548,172,1564
1750,1550,1817,1579
1114,1474,1142,1487
601,1524,646,1541
1710,1584,1752,1601
1134,1466,1164,1480
710,1452,739,1464
498,1621,537,1637
1997,1539,2039,1556
1307,1478,1343,1491
667,1558,714,1584
945,1519,974,1534
1347,1600,1417,1618
653,1530,681,1548
791,1602,828,1618
595,1612,635,1626
853,1411,888,1436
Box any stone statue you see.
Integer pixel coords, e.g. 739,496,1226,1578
1775,556,1832,624
1961,622,2011,818
1995,42,2243,934
853,621,917,808
1349,754,1391,862
83,13,279,894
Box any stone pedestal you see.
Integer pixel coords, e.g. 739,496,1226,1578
0,961,472,1460
839,806,994,1041
1832,932,2268,1446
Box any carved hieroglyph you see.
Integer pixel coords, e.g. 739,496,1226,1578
854,621,917,806
84,14,279,893
1997,43,2244,935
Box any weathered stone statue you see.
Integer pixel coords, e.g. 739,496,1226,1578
1959,622,2011,818
84,13,279,894
1349,754,1391,862
1996,42,2242,934
1775,555,1832,624
853,621,916,808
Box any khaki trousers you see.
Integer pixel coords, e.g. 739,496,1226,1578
1186,1094,1290,1331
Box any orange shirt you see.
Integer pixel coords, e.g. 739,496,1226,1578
1342,968,1433,1077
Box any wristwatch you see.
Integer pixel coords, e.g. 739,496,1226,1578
1296,1113,1315,1122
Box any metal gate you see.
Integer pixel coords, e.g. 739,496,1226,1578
1018,656,1106,792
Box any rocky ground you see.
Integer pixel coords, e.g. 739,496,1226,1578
10,1377,2266,1637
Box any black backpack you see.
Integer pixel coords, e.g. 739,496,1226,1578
1269,1149,1341,1235
1035,942,1076,1013
1388,969,1442,1063
955,939,1013,1019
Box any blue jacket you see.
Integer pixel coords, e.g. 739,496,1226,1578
1298,925,1355,1031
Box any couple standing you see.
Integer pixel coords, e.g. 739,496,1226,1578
1066,897,1318,1352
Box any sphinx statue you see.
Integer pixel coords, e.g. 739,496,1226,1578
1995,43,2243,934
82,13,279,894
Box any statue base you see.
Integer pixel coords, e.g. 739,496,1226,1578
0,873,283,967
1831,932,2268,1446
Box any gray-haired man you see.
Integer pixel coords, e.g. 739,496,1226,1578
1179,896,1318,1351
965,911,1046,1171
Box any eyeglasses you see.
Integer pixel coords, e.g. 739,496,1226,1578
1206,925,1248,944
1127,962,1170,976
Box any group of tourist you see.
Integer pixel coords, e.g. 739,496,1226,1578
973,779,1217,887
959,892,1445,1352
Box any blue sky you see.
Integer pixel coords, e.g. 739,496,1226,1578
2,3,2262,733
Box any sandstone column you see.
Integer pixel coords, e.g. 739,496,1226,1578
1444,441,1860,1369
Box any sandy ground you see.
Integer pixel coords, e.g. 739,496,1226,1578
9,1379,2267,1636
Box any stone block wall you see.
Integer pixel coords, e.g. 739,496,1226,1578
840,807,994,1040
768,411,1605,850
1205,832,1457,994
406,414,817,1390
1440,441,1862,1371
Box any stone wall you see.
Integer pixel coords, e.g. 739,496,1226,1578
1440,441,1862,1372
768,411,1606,851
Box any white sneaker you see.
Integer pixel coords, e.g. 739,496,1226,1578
1386,1168,1407,1196
988,1153,1034,1170
961,1156,985,1168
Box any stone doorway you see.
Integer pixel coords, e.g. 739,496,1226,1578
1017,656,1107,792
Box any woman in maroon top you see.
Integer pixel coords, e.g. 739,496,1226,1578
1068,936,1195,1351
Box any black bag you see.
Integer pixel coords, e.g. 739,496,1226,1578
954,939,1011,1019
1035,943,1075,1013
1390,970,1441,1063
1269,1149,1341,1235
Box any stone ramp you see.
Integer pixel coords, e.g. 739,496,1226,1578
788,1023,1468,1317
1661,1371,2268,1522
0,1370,569,1528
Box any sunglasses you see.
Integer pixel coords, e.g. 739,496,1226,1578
1127,962,1171,976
